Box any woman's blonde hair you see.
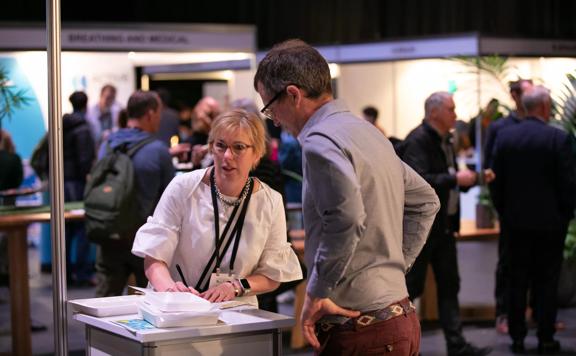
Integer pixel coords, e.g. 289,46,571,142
208,109,267,165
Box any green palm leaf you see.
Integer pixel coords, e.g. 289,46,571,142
0,66,32,126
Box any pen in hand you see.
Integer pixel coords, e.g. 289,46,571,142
175,264,189,288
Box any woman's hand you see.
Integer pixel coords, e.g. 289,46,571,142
144,256,199,295
200,282,236,302
164,281,199,295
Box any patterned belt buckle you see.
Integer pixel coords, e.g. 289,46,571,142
355,314,376,328
319,322,334,332
389,304,405,318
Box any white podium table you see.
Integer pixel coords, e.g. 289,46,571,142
73,308,293,356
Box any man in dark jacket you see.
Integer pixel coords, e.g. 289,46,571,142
64,91,95,197
154,88,180,146
63,91,96,285
0,130,24,283
483,79,534,334
401,91,491,356
0,130,23,195
491,85,575,354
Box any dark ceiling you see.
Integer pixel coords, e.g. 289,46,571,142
2,0,576,49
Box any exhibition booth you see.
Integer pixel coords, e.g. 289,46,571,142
2,27,576,354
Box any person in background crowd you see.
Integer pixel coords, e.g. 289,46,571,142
230,98,284,195
173,101,194,155
95,90,174,297
184,96,221,170
362,105,379,124
468,98,503,151
86,84,122,146
362,105,403,149
255,39,440,356
483,79,534,335
0,130,24,285
0,130,23,197
63,91,96,286
117,108,128,129
278,130,303,204
401,91,493,356
491,85,575,354
132,109,302,306
154,88,180,147
484,79,533,169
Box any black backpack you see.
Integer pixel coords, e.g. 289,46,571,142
83,137,156,247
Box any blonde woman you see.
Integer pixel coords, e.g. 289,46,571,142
132,109,302,305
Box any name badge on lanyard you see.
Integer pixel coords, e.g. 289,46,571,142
194,168,254,293
209,269,237,289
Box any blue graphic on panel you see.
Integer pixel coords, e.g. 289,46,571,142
0,57,45,159
72,75,87,91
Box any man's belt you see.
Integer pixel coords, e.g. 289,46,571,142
317,298,416,332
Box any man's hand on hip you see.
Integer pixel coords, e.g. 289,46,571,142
301,294,361,351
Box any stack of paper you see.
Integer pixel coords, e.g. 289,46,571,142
139,291,220,328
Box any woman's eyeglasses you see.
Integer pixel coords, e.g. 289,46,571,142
213,141,254,156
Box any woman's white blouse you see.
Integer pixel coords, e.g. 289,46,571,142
132,168,302,303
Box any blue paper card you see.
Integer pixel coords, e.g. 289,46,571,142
113,318,156,332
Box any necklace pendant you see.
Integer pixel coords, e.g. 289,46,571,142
214,176,252,206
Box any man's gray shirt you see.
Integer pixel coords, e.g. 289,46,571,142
297,99,439,313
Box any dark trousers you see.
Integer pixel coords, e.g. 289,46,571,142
406,230,466,349
316,309,420,356
495,221,540,319
95,244,148,297
64,180,93,283
494,219,509,317
507,227,566,343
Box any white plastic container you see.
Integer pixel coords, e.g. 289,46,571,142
69,295,144,317
143,291,213,312
139,302,220,328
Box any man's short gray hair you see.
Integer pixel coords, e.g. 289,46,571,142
424,92,452,118
254,39,332,99
521,85,550,113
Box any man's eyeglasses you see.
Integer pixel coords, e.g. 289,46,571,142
260,88,286,120
213,141,254,156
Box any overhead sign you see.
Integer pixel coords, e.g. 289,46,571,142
480,38,576,56
0,24,256,52
256,34,576,64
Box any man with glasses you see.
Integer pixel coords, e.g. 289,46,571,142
255,39,440,355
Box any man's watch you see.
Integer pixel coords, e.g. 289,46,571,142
239,278,251,296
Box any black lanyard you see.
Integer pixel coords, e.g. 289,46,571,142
194,168,254,292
